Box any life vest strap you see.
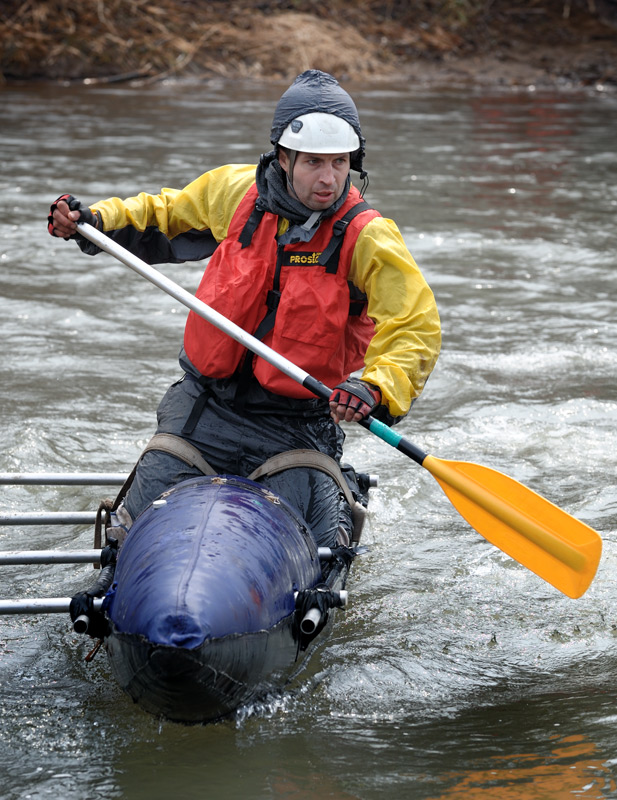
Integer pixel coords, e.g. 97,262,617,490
181,376,213,436
238,204,266,249
318,201,372,274
348,281,368,316
233,246,285,412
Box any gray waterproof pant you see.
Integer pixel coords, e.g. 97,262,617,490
122,373,355,548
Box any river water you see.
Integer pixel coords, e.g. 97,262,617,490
1,78,616,799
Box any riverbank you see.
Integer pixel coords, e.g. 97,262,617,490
1,0,616,90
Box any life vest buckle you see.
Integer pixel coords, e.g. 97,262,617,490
331,218,349,237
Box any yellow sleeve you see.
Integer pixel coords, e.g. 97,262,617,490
91,164,257,242
350,216,441,417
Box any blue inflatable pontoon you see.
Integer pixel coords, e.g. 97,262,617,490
101,475,351,723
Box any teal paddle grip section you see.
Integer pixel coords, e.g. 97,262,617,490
359,417,427,466
367,417,402,447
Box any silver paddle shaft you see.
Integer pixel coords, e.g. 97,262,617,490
77,222,312,390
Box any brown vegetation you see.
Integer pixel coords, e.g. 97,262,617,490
1,0,616,88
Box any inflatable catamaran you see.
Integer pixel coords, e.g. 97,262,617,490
0,222,603,724
0,465,371,724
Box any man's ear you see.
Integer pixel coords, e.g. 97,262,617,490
277,147,289,174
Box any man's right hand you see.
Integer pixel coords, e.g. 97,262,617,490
47,194,97,239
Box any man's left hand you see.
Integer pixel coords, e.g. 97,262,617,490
48,194,98,240
329,378,381,423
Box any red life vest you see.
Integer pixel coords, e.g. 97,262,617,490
183,183,380,398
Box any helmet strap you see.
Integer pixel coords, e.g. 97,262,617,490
359,169,369,198
285,149,298,194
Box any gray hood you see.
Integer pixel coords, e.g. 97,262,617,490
270,70,366,175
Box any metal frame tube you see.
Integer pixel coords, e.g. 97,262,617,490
0,550,102,565
0,473,127,485
0,512,96,526
0,598,104,615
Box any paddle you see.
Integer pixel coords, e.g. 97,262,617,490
74,221,602,599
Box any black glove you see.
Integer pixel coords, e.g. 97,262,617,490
329,377,381,421
48,194,102,255
48,194,96,237
69,543,117,639
69,593,110,639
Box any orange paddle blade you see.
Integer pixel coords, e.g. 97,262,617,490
422,455,602,598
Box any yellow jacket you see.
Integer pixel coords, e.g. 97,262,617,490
92,164,441,417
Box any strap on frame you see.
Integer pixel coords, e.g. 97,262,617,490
140,433,217,476
248,449,367,543
93,433,216,560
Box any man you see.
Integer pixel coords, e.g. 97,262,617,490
48,70,441,550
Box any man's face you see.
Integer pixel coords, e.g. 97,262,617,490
279,150,350,211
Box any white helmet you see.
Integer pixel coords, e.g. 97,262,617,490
278,112,360,154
